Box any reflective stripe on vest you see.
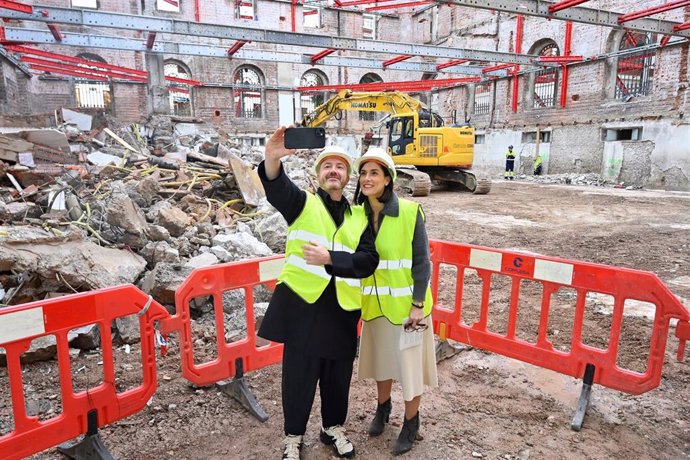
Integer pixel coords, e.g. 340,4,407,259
361,198,433,324
278,192,367,310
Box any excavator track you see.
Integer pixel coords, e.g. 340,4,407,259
426,168,492,195
395,168,432,197
472,177,492,195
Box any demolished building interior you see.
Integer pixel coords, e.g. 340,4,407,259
1,0,690,459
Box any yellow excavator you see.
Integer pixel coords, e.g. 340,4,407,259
302,89,491,196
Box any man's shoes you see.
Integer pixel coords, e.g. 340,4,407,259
392,412,420,456
368,398,392,436
320,425,356,458
282,434,303,460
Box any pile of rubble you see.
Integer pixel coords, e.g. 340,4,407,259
0,110,318,362
518,172,610,187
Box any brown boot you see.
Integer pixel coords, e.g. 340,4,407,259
392,412,419,456
368,398,392,436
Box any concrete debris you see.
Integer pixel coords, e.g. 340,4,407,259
0,112,350,364
518,172,608,186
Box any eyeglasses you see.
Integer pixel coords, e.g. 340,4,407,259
404,322,429,333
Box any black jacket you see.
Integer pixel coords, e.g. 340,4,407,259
257,161,379,360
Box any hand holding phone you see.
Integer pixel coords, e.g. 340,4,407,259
284,127,326,149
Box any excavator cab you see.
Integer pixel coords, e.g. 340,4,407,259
389,116,416,156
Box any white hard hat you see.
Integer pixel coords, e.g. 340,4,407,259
354,147,397,181
314,145,353,176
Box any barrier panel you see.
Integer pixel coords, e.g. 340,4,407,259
0,285,169,460
429,239,690,429
159,255,285,421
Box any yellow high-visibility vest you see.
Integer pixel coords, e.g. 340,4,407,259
361,199,433,324
278,192,368,310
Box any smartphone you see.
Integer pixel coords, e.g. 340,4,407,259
284,127,326,149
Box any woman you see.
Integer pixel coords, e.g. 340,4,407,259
354,147,438,456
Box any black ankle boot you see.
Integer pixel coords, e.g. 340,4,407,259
368,398,392,436
392,412,419,456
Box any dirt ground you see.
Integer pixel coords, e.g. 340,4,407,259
3,179,690,459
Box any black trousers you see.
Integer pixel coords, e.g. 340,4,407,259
282,346,354,436
505,158,515,172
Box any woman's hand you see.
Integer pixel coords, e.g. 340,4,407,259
405,305,426,331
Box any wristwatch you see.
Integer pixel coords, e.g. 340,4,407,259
411,301,424,309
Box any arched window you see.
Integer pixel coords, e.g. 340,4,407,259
359,73,383,121
233,65,264,119
74,53,112,110
615,32,656,100
300,70,328,119
533,42,559,108
474,83,491,115
164,61,193,117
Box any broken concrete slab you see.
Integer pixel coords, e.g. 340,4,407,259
138,263,193,307
184,252,219,269
211,229,272,260
115,315,141,344
251,208,288,253
0,228,146,294
106,193,148,236
22,129,70,153
87,151,122,167
141,241,180,266
61,108,93,131
68,324,101,350
156,206,192,237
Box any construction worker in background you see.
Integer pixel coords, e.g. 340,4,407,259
504,144,516,180
258,126,379,460
533,154,543,176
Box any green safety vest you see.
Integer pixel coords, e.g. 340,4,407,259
278,192,368,311
361,199,433,324
506,150,516,159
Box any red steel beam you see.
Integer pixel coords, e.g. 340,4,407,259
20,56,148,82
194,0,201,22
165,75,203,86
146,32,157,49
227,40,249,57
436,59,468,71
292,0,297,32
560,21,573,108
336,0,398,6
366,0,432,11
29,63,109,81
512,14,524,113
0,0,32,13
47,24,62,41
311,48,336,63
539,55,584,62
618,0,690,24
5,45,149,76
382,54,412,68
482,63,515,73
548,0,590,14
673,21,690,31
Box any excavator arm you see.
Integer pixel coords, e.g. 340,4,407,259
301,89,425,127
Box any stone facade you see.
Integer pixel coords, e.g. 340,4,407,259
0,1,688,188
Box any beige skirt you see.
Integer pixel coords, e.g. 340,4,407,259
357,315,438,402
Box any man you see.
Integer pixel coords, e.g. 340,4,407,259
257,126,379,460
505,144,516,180
533,154,543,176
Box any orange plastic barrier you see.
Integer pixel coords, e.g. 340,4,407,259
159,255,285,387
429,239,690,396
0,285,168,460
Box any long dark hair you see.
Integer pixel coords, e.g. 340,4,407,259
354,161,394,205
